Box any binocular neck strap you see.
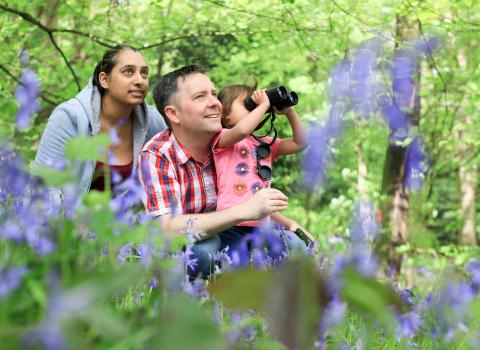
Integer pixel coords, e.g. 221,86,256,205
254,109,276,132
253,124,277,147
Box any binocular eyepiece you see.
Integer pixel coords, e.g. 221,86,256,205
244,86,298,112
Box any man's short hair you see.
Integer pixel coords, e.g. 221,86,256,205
152,65,207,128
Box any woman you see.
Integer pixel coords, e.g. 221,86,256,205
35,45,166,205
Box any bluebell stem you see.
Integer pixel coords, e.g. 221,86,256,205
15,68,40,130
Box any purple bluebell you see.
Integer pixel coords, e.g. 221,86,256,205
391,50,418,112
183,245,199,271
350,37,384,118
229,240,250,268
380,97,410,143
136,242,155,266
466,260,480,293
316,293,346,350
0,265,28,299
349,199,379,247
1,219,24,243
396,311,423,340
303,104,345,190
15,68,40,130
404,137,428,191
413,36,442,55
329,59,352,105
117,243,132,264
400,288,414,306
182,277,208,299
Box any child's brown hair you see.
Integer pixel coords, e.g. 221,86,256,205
218,84,255,127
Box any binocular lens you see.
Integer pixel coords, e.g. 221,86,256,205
243,85,298,111
266,86,288,103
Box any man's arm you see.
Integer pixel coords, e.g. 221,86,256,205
276,107,308,156
217,90,270,149
159,188,288,240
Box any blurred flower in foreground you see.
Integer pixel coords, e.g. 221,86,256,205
15,67,40,130
404,137,428,191
0,266,28,300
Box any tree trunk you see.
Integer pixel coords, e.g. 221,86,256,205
381,14,420,275
456,48,477,246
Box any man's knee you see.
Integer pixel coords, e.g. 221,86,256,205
188,234,222,279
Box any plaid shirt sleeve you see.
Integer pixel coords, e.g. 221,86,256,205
138,149,182,217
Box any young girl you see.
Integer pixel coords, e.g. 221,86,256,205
214,84,314,243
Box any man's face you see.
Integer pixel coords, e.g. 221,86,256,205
173,73,222,135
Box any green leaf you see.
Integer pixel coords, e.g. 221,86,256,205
147,295,229,350
65,134,110,161
340,267,401,327
30,165,74,187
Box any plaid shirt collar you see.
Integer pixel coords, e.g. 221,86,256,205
169,129,213,166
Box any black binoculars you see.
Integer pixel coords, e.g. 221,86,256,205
244,86,298,112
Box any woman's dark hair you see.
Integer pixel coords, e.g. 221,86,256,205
92,44,138,96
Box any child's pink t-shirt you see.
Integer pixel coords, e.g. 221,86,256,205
212,130,280,227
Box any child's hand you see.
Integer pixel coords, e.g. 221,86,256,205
251,89,270,109
288,221,315,241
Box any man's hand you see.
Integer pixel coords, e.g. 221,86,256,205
239,188,288,220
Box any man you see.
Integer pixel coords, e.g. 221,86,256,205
138,65,299,278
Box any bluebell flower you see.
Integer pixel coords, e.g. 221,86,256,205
183,245,199,271
391,50,417,112
117,243,132,264
182,277,208,299
0,266,28,299
15,68,40,130
329,59,352,105
396,311,422,340
400,288,414,306
466,260,480,293
380,97,410,143
349,199,379,247
404,137,428,191
350,37,384,118
413,36,442,55
303,105,345,190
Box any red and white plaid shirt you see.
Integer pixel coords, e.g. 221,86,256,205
138,129,217,217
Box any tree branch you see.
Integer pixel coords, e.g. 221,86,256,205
0,63,59,106
0,4,120,91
